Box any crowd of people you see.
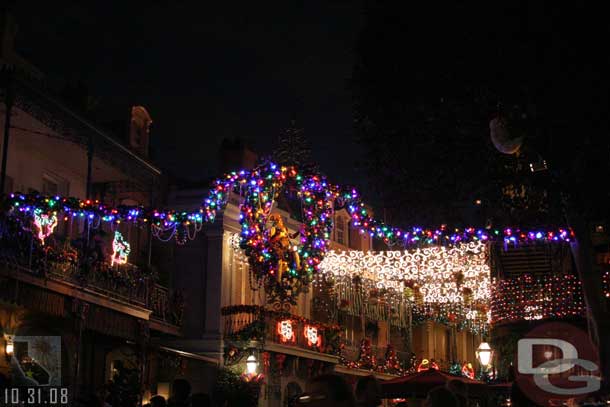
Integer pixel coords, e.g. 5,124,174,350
291,374,464,407
72,372,609,406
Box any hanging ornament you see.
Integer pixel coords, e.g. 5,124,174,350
33,208,58,245
111,231,131,266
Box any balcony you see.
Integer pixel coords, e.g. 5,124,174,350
221,305,341,360
0,216,183,333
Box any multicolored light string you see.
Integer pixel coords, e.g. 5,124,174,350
6,162,575,302
490,273,585,324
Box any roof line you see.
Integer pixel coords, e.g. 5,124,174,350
16,77,162,175
157,346,219,365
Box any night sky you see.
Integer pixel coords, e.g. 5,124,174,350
11,2,364,184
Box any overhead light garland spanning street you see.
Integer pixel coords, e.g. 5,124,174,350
6,162,575,302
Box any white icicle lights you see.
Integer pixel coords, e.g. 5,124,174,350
319,241,490,306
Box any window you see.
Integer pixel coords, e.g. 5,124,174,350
336,217,346,245
42,172,69,196
42,177,58,196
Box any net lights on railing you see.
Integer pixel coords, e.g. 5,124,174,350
490,273,585,324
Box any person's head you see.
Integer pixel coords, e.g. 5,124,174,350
446,379,467,407
423,386,459,407
171,379,192,401
150,395,166,407
297,374,356,407
191,393,211,407
446,379,466,397
510,382,542,407
355,375,382,406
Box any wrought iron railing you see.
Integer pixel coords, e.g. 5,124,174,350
221,305,342,355
149,284,184,326
0,217,183,328
339,343,414,375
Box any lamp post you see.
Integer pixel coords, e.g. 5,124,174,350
4,335,14,360
245,353,258,376
476,342,494,381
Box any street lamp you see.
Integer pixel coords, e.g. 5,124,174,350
476,342,493,368
4,335,14,358
246,353,258,375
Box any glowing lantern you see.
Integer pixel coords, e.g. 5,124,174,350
4,335,14,356
476,342,493,368
245,353,258,375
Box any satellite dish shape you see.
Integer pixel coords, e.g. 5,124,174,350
490,116,523,155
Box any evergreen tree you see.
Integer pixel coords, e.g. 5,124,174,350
271,120,319,176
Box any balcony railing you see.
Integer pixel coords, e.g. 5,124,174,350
150,284,184,326
339,343,414,375
221,305,342,355
0,217,183,328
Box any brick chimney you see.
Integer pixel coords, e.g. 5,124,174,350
219,138,258,173
129,106,152,157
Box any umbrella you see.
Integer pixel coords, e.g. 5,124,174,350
381,369,488,398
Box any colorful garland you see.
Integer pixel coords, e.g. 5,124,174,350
6,162,575,303
237,165,333,302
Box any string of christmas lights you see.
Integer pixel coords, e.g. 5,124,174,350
9,193,204,244
490,273,585,324
315,242,490,333
6,162,575,301
319,242,490,304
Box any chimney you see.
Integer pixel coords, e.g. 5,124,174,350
129,106,152,157
219,138,258,173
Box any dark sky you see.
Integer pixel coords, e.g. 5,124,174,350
12,2,364,184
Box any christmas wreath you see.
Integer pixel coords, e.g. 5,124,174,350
238,164,334,303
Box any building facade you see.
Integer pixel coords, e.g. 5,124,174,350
0,23,196,403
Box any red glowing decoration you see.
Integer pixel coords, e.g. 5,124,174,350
417,359,439,372
277,319,296,343
304,325,322,348
462,362,475,379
